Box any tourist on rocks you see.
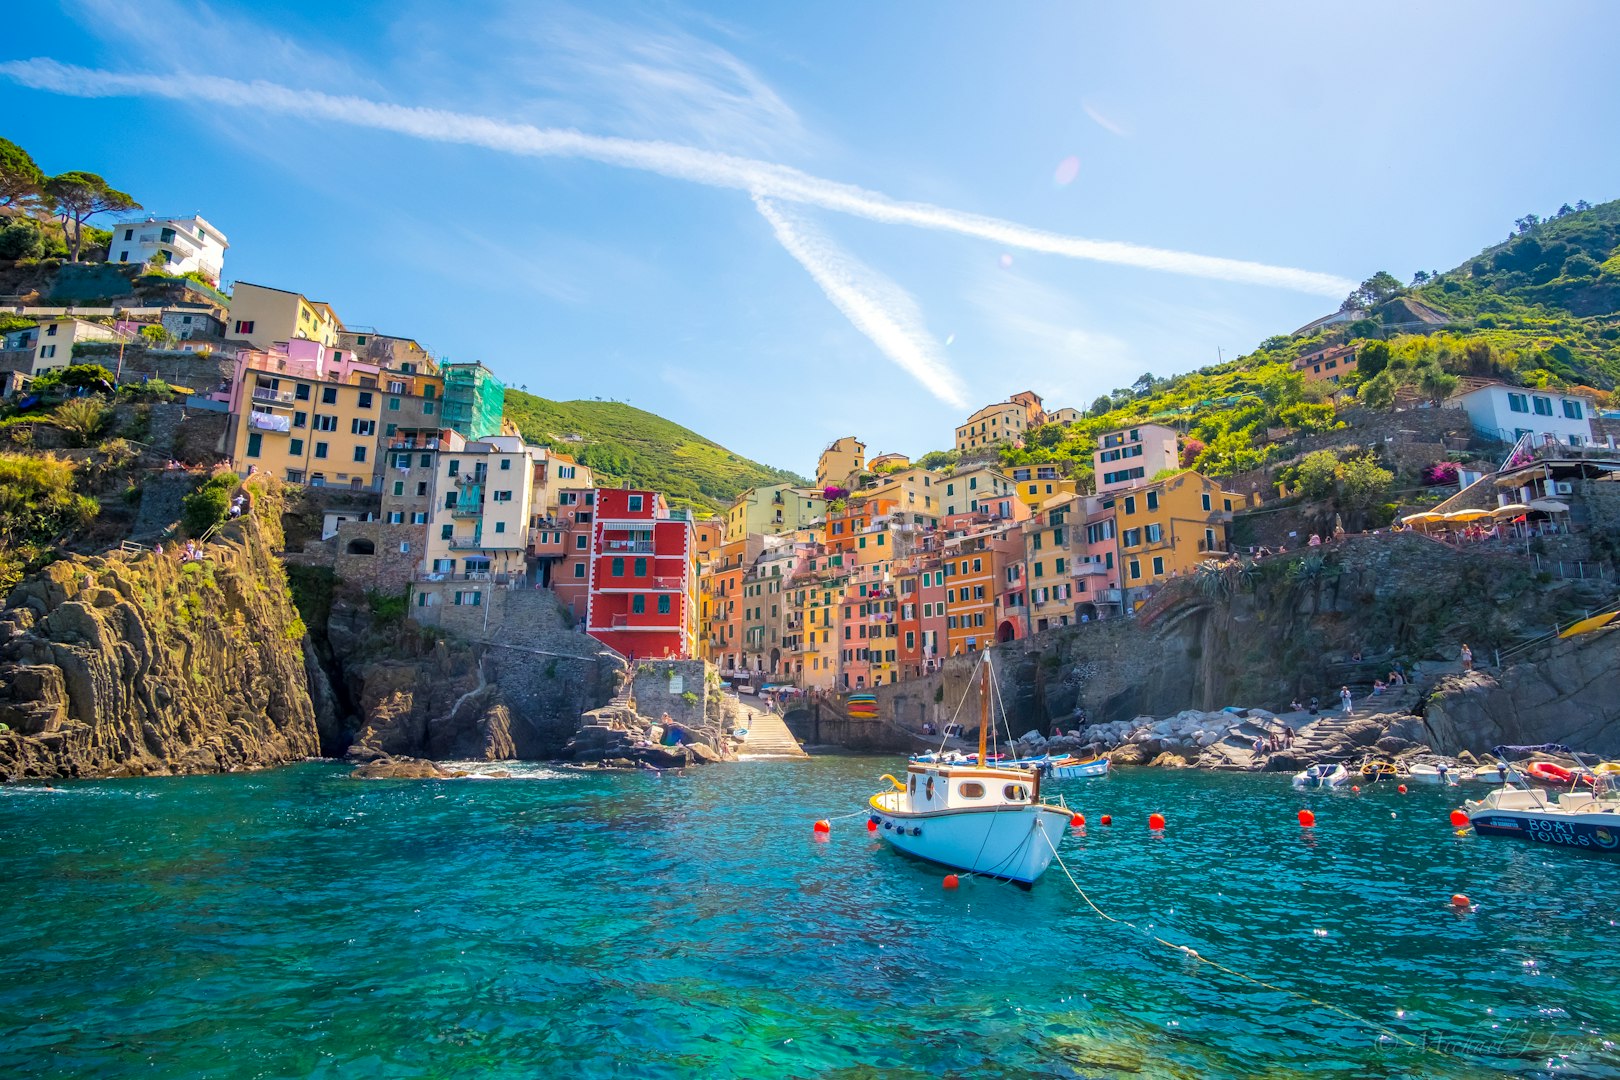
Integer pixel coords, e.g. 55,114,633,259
1289,698,1303,712
1340,686,1353,714
1460,644,1473,671
1309,696,1319,716
1373,679,1386,695
1283,725,1295,748
1308,533,1322,547
1252,737,1265,757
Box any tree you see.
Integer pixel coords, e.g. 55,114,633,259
1089,395,1112,417
1576,200,1592,212
0,218,45,260
140,324,176,348
1514,213,1540,235
1557,203,1574,218
1562,253,1601,279
1356,340,1391,379
44,172,140,262
1336,454,1394,514
1296,450,1340,499
1357,370,1397,408
1417,366,1458,404
0,138,46,209
1132,372,1157,396
1179,438,1204,468
1339,271,1403,312
1411,270,1430,285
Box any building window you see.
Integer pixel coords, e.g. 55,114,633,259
1124,496,1136,515
314,415,337,432
388,397,400,411
575,535,588,550
246,433,262,458
412,512,428,525
314,442,328,459
657,595,671,614
1563,399,1584,420
1507,393,1529,414
1146,490,1159,511
632,595,646,614
289,438,304,456
494,521,505,533
573,563,586,578
234,320,255,335
353,446,367,463
351,419,375,436
321,387,337,405
441,524,453,539
387,512,404,524
628,494,644,512
612,557,625,577
1145,523,1162,543
1129,560,1141,581
357,392,373,409
634,558,647,576
500,459,512,471
493,490,513,502
423,402,434,415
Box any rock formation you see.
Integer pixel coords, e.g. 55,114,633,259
0,478,320,779
567,703,733,768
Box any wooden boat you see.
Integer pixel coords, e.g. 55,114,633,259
1359,760,1399,781
869,657,1072,885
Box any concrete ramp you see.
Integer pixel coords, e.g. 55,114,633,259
736,705,808,758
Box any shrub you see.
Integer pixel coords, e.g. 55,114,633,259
0,219,45,260
181,471,238,536
1423,462,1460,486
50,398,113,447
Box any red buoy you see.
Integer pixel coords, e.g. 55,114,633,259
813,819,831,834
1449,809,1469,828
1298,809,1316,828
1451,893,1470,909
943,874,960,889
1398,784,1409,794
1100,814,1112,826
1148,812,1166,831
1352,785,1361,793
866,818,878,832
1071,813,1085,826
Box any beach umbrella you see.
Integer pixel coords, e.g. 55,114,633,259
1528,499,1570,513
1493,503,1532,517
1444,509,1493,522
1400,511,1444,525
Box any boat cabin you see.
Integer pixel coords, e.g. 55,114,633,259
902,763,1036,814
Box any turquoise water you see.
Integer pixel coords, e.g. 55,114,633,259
2,760,1617,1079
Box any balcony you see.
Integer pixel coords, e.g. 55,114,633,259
388,438,441,451
454,473,486,487
448,537,525,551
450,505,483,518
1071,562,1108,576
603,539,656,554
252,386,297,406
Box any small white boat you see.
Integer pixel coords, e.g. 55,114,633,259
1007,754,1110,779
1468,762,1522,784
1465,787,1620,854
870,656,1072,885
1406,762,1461,785
1292,763,1350,789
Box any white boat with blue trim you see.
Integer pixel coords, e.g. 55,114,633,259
868,655,1072,886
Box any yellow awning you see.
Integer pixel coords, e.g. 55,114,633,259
1444,509,1493,522
1400,511,1445,524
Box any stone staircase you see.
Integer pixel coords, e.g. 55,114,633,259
733,701,807,758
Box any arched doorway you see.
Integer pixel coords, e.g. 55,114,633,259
345,538,375,555
997,620,1017,643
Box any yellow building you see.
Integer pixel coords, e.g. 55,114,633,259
954,390,1044,451
723,483,827,543
815,435,865,490
1024,494,1084,632
855,466,944,525
1009,464,1078,510
939,465,1021,518
227,282,343,350
233,369,382,488
419,435,542,587
1111,471,1240,597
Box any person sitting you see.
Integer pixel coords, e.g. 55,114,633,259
1372,679,1386,695
1307,533,1322,547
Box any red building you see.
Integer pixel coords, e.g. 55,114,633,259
585,489,697,660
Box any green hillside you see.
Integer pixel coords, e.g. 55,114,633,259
502,393,805,515
972,198,1620,486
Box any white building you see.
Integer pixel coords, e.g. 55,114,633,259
107,215,229,282
1448,383,1595,448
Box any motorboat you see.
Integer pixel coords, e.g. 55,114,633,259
1460,744,1620,855
1008,754,1111,780
870,655,1073,886
1292,763,1350,789
1406,762,1461,785
1468,762,1521,784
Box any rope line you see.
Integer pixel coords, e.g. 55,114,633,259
1035,828,1446,1059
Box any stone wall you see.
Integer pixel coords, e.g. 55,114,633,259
630,659,708,726
331,520,421,594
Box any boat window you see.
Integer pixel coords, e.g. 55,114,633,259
925,776,935,801
958,782,985,799
909,775,916,795
1003,784,1029,800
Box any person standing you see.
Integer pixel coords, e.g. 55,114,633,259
1340,685,1353,714
1460,644,1473,671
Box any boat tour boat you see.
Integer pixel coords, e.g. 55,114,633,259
1462,744,1620,854
1405,762,1461,785
869,656,1073,886
1292,763,1350,789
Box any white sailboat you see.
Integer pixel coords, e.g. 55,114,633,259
867,655,1073,886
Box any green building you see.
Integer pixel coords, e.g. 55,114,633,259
441,362,506,440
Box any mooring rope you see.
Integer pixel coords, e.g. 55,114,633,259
1035,828,1445,1059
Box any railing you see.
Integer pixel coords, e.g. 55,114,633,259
1071,562,1107,576
252,387,296,404
448,538,524,550
454,473,485,486
389,438,440,451
604,540,656,553
450,507,483,518
415,571,523,584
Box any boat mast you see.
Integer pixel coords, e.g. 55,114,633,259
978,658,989,765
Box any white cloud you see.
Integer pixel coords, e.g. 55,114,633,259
0,59,1355,298
754,195,967,407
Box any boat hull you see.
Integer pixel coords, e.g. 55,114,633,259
868,797,1072,884
1467,807,1620,853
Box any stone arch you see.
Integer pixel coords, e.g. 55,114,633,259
996,620,1017,643
345,537,376,556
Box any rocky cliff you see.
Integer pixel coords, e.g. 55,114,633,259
0,477,320,779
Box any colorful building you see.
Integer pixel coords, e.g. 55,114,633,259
584,489,697,660
723,483,827,543
440,361,506,440
1095,423,1180,493
1294,343,1359,384
107,215,228,282
1112,471,1241,605
232,365,383,489
1009,464,1078,510
227,282,342,351
939,465,1024,519
954,390,1045,451
815,435,865,490
1024,495,1083,632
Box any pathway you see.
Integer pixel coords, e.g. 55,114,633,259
734,701,808,758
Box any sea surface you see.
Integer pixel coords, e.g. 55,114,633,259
1,758,1617,1079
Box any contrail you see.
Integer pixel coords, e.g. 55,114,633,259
753,195,967,407
0,59,1355,298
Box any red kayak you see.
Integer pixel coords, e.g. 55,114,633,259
1527,761,1574,784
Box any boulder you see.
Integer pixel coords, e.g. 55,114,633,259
350,756,465,780
1110,743,1149,766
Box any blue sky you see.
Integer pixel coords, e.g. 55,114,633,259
3,1,1617,475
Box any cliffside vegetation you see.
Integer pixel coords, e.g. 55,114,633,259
977,199,1620,487
503,391,805,514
